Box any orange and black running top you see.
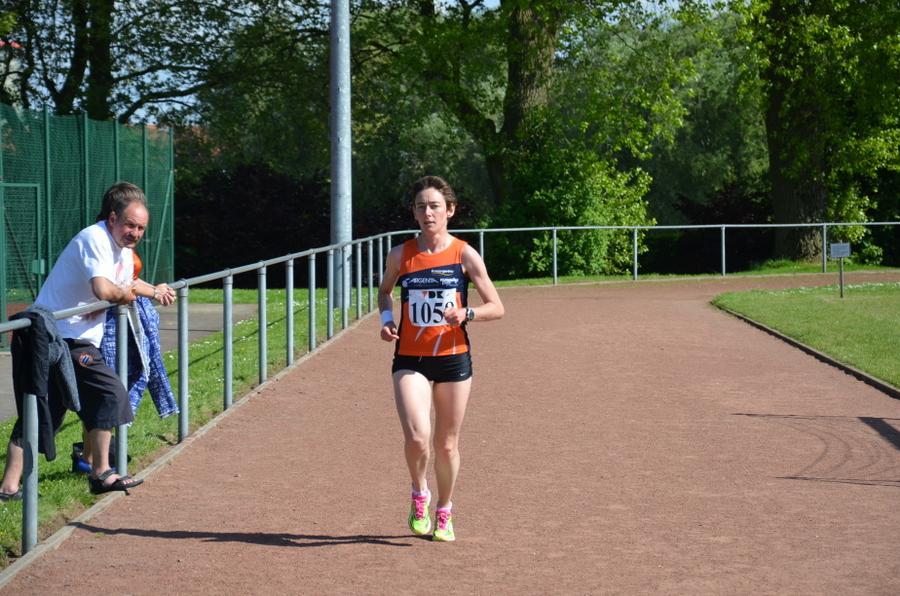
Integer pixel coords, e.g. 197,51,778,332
395,237,470,357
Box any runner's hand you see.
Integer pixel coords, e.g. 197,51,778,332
381,322,399,342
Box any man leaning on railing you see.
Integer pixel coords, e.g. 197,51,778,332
0,182,175,501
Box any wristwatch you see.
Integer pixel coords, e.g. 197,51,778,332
465,307,476,322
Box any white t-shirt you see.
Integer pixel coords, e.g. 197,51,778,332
34,221,134,347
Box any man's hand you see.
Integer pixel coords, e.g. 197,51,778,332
381,322,399,342
152,283,176,306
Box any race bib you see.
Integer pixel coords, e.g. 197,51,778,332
408,289,456,327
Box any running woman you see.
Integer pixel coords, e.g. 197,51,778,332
378,175,504,542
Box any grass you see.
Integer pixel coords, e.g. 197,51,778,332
0,286,372,566
712,282,900,389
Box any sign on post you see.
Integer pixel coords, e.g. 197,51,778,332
829,243,851,298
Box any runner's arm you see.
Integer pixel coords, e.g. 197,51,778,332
377,246,403,341
446,244,504,325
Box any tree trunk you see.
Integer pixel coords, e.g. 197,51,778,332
84,0,115,120
52,0,90,115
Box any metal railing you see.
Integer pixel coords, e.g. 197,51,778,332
3,219,898,555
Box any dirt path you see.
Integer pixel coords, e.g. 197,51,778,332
3,272,900,595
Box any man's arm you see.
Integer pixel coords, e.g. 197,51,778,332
131,278,176,306
91,276,135,306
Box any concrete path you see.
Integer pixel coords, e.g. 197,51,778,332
0,303,258,422
2,272,899,594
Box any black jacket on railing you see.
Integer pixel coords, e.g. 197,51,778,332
9,306,80,461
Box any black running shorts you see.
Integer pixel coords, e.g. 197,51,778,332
392,352,473,383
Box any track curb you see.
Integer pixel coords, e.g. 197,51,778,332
716,305,900,401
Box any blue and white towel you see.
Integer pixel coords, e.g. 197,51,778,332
100,297,178,419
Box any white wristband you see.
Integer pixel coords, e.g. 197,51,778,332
380,310,394,326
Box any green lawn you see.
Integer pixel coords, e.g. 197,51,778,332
712,282,900,388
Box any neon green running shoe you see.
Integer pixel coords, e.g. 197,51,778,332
432,508,455,542
408,492,432,535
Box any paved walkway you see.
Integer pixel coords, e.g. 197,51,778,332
2,273,899,594
0,303,257,422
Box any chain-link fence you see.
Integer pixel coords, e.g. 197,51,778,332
0,103,174,330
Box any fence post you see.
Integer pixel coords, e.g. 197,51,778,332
43,106,52,277
377,237,384,284
822,224,828,273
479,231,485,259
142,124,148,195
720,226,726,276
552,229,558,285
81,112,90,228
367,239,374,313
327,250,334,339
633,228,639,281
286,259,294,365
341,246,349,330
309,254,317,351
258,264,267,384
21,392,38,554
355,242,362,320
116,305,129,476
223,274,233,409
177,285,189,442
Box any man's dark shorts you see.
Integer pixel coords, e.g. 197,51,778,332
66,339,133,430
392,352,473,384
10,339,132,449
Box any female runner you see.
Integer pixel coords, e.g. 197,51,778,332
378,175,504,542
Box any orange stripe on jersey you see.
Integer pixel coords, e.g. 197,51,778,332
396,238,470,357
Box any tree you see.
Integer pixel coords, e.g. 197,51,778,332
741,0,900,259
3,0,297,121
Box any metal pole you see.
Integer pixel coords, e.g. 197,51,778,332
82,112,90,228
377,237,384,284
355,242,362,319
177,285,189,442
21,392,38,554
479,231,485,257
341,246,349,330
367,239,374,313
308,254,317,351
330,0,353,316
632,228,638,281
223,275,233,409
720,226,726,276
552,229,558,285
327,249,334,339
258,265,267,384
822,224,828,273
286,259,294,365
43,106,52,283
116,305,128,476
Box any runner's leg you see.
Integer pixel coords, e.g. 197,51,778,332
393,370,433,492
432,378,472,508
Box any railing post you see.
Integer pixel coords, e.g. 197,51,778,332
367,239,374,313
822,224,828,273
355,242,362,320
177,284,189,442
327,249,334,339
258,264,267,384
223,274,233,409
286,259,294,365
377,237,384,284
721,226,726,276
21,392,38,554
552,229,558,285
308,254,317,351
341,246,349,330
632,228,639,281
479,230,485,259
116,305,129,476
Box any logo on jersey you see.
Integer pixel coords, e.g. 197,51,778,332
402,277,438,288
439,277,460,287
431,269,455,276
